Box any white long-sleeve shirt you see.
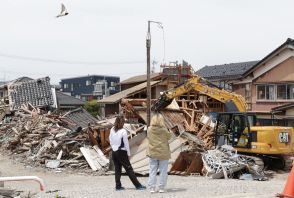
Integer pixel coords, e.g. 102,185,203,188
109,127,131,156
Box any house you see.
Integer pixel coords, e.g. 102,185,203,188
196,38,294,125
271,103,294,126
196,61,258,90
55,91,85,110
97,80,162,117
0,76,85,112
236,38,294,112
60,75,120,101
0,77,54,110
120,73,162,91
98,62,209,117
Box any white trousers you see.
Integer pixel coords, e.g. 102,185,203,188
148,158,169,189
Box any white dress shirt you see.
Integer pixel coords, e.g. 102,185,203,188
109,127,131,156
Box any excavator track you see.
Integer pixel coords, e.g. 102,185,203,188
282,156,293,171
238,155,293,171
238,154,264,175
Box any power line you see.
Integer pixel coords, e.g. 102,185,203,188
1,69,144,77
0,52,145,65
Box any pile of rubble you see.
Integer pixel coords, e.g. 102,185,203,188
0,77,112,173
0,107,96,171
202,145,267,180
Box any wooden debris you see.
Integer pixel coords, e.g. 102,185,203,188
80,147,103,171
0,106,115,172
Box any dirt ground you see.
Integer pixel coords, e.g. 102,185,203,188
0,153,289,198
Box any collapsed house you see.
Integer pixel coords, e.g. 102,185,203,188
0,77,109,172
0,74,266,180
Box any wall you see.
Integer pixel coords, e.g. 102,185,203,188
254,57,294,83
105,103,120,116
121,82,141,91
232,84,246,96
286,108,294,116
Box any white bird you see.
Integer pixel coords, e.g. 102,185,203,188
56,3,69,18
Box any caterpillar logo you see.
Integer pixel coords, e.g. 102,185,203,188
279,132,289,143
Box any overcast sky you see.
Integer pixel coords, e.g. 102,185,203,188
0,0,293,84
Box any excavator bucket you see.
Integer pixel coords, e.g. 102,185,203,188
151,95,172,111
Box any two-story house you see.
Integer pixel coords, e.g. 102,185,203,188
60,75,120,101
196,38,294,125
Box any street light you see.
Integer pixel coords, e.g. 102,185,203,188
146,20,163,126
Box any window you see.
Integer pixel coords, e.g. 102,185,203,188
64,83,69,89
257,84,294,101
257,85,266,100
110,82,116,86
287,84,294,99
277,85,287,100
86,80,91,86
94,84,103,92
219,81,225,89
109,87,115,91
266,85,275,100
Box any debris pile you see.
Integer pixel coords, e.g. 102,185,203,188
202,145,267,180
0,104,111,173
202,145,246,179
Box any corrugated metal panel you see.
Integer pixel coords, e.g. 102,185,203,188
136,110,188,133
120,73,161,85
97,81,160,104
129,134,188,175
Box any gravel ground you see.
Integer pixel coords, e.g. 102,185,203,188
0,153,289,198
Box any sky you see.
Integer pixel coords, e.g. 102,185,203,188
0,0,293,84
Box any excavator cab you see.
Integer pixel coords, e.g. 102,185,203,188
215,112,257,148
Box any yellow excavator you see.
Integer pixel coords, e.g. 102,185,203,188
152,75,294,170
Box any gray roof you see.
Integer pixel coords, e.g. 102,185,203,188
60,74,119,81
62,108,98,130
195,61,259,80
56,91,85,107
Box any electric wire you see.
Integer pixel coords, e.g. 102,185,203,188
0,52,144,65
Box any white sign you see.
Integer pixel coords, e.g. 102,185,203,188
279,132,289,143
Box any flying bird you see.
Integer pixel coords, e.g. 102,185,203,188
56,3,69,18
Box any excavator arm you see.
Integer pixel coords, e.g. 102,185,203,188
152,76,247,112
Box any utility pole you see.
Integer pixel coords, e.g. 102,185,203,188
146,21,151,126
146,20,163,126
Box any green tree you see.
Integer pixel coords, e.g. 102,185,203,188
84,100,100,117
